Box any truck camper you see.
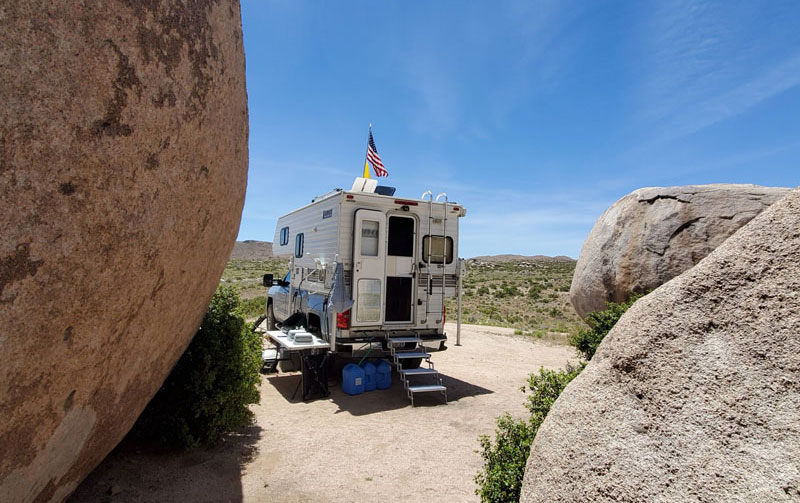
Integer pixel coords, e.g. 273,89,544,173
264,177,466,403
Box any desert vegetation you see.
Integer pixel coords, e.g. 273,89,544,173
445,259,585,341
475,296,640,503
131,287,263,448
221,258,290,317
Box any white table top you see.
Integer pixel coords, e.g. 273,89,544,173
266,330,331,351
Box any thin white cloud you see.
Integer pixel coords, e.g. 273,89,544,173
637,1,800,140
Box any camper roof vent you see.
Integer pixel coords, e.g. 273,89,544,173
350,177,378,193
374,186,396,196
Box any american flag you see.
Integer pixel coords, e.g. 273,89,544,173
367,128,388,177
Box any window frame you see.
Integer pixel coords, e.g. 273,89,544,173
387,215,415,257
280,226,289,246
421,235,454,264
294,233,304,258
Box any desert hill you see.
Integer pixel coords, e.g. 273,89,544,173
230,240,273,260
469,254,575,264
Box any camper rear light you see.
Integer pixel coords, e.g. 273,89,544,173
443,305,446,325
336,309,351,329
393,199,418,206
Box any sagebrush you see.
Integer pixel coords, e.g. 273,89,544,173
132,286,262,448
475,294,641,502
475,364,583,503
569,293,643,360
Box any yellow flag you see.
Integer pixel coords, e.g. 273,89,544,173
363,159,371,178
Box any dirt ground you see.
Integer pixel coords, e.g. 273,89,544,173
70,323,576,503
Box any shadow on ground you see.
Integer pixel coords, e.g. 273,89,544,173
68,425,262,503
266,371,493,416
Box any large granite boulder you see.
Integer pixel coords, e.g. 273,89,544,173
570,184,790,319
521,187,800,502
0,2,248,502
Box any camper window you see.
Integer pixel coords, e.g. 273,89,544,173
356,279,382,322
295,233,304,257
361,220,380,256
280,226,289,246
388,216,414,257
422,235,453,264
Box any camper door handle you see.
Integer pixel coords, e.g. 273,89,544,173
355,261,361,272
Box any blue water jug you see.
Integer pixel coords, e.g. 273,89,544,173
375,360,392,390
360,361,377,392
342,363,365,395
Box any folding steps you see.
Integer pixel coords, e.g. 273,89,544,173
388,335,447,406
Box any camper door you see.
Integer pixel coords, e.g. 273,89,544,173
352,209,386,326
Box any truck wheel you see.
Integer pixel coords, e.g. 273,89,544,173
266,302,277,330
401,358,422,370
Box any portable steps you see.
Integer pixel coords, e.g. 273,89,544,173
388,336,447,406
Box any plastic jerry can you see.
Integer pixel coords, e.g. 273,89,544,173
342,363,365,395
360,361,377,392
375,360,392,390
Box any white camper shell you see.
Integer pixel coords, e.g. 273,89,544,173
269,178,466,359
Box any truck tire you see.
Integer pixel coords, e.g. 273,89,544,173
266,302,277,330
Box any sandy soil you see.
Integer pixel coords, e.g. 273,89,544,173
69,323,576,503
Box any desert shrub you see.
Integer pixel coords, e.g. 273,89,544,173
239,295,266,319
527,284,543,299
132,286,262,448
477,286,490,296
475,364,584,503
569,293,643,361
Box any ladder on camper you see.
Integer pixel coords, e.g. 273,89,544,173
420,191,449,325
387,335,447,406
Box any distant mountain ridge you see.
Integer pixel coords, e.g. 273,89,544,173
229,242,573,263
468,254,575,263
230,240,273,260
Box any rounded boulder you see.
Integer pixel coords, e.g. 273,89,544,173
0,2,248,502
569,184,790,319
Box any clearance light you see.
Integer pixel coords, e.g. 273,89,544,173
394,199,419,206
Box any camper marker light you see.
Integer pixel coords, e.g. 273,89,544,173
393,199,418,206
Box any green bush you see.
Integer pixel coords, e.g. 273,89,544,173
132,286,262,448
475,364,584,503
569,294,642,361
239,295,266,319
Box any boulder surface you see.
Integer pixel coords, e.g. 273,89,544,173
570,184,790,318
522,187,800,502
0,2,248,501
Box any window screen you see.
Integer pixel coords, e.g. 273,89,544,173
388,216,414,257
422,235,453,264
356,279,381,322
295,233,304,258
360,220,379,256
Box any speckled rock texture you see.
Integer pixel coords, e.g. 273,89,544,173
0,2,248,502
521,188,800,502
570,184,790,319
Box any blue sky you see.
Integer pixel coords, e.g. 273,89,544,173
237,0,800,258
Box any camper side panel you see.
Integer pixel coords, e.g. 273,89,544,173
272,196,341,269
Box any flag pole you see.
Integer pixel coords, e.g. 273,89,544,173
362,123,371,179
